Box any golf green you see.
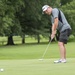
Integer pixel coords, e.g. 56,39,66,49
0,58,75,75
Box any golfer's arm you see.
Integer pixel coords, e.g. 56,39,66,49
52,18,58,34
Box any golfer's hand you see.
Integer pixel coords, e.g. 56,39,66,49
51,30,56,39
51,34,55,40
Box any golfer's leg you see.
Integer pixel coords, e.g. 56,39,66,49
58,41,66,60
63,44,66,59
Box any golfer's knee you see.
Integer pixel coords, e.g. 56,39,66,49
58,42,64,46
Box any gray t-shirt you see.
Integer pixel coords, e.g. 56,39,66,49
51,8,71,32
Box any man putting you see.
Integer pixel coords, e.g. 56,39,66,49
42,5,71,63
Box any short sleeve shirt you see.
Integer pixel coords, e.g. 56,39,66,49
51,8,71,32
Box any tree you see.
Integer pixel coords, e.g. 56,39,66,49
60,0,73,5
1,0,68,45
0,0,8,35
0,0,25,45
61,0,75,36
19,0,61,43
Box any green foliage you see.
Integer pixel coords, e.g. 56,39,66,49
0,0,75,44
0,0,25,36
21,0,61,36
61,0,75,36
0,0,61,37
60,0,73,5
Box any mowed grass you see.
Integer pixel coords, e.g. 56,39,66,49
0,36,75,75
0,41,75,59
0,59,75,75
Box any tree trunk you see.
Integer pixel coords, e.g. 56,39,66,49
7,36,14,45
22,35,25,44
37,34,40,44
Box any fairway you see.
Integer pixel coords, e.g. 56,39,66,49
0,42,75,59
0,58,75,75
0,41,75,75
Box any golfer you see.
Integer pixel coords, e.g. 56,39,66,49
42,5,71,63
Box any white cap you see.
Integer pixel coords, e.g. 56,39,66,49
42,5,49,12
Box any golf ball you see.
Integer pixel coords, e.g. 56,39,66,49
0,68,4,72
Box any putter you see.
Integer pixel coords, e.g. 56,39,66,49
39,38,53,61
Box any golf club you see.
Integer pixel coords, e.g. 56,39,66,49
39,38,53,61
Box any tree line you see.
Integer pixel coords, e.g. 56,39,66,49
0,0,74,45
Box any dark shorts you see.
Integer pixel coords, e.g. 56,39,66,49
58,29,71,44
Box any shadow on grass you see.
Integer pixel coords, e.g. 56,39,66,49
0,41,57,47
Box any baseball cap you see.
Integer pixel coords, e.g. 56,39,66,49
42,5,49,12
